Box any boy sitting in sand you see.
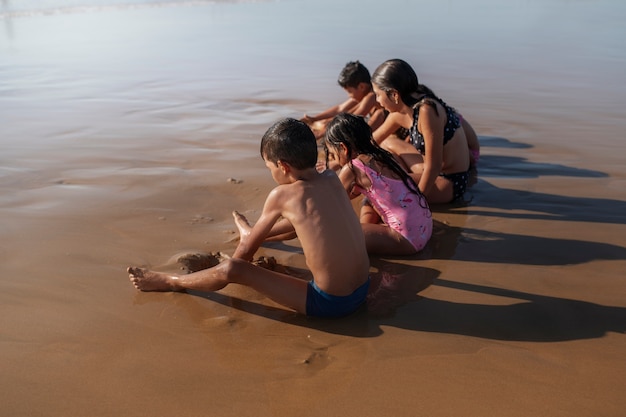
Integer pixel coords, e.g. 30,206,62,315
302,60,385,138
127,118,370,318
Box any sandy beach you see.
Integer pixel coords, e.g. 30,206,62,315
1,0,625,416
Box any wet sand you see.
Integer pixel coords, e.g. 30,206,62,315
1,1,625,416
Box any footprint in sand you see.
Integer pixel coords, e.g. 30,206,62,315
177,251,280,274
177,252,226,273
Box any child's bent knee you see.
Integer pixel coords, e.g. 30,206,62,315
224,258,249,276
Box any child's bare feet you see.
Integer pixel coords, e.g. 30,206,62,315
127,267,183,292
232,211,252,239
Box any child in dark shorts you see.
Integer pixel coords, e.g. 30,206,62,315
127,118,370,318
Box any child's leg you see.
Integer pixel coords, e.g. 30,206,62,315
380,137,424,173
360,200,381,224
233,211,296,241
360,223,417,255
128,263,229,293
229,259,308,313
128,258,308,314
421,176,456,204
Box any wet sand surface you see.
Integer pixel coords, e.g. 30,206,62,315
1,1,625,416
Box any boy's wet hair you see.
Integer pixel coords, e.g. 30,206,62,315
337,61,371,89
260,118,318,170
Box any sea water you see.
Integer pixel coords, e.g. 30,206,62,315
1,0,626,185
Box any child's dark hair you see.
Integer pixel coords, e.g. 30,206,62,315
337,61,371,89
260,118,318,170
324,113,427,206
371,59,441,114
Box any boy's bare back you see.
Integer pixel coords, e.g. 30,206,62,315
263,169,369,296
128,118,370,317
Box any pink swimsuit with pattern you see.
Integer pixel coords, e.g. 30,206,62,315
352,158,433,251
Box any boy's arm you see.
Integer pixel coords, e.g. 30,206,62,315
336,97,359,113
303,98,358,123
232,188,284,261
367,108,386,132
349,93,376,117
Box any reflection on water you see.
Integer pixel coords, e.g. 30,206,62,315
1,0,12,38
0,0,242,18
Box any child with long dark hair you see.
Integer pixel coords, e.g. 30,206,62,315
370,59,477,203
325,113,432,255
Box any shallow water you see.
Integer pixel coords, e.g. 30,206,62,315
1,1,626,416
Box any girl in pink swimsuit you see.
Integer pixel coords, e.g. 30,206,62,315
324,113,432,255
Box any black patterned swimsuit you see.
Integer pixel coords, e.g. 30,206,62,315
408,95,460,153
407,95,468,203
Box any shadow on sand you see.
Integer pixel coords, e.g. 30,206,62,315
174,258,624,342
135,135,625,342
427,220,626,266
439,136,625,225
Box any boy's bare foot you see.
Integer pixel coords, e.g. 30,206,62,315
232,211,252,239
127,267,183,292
